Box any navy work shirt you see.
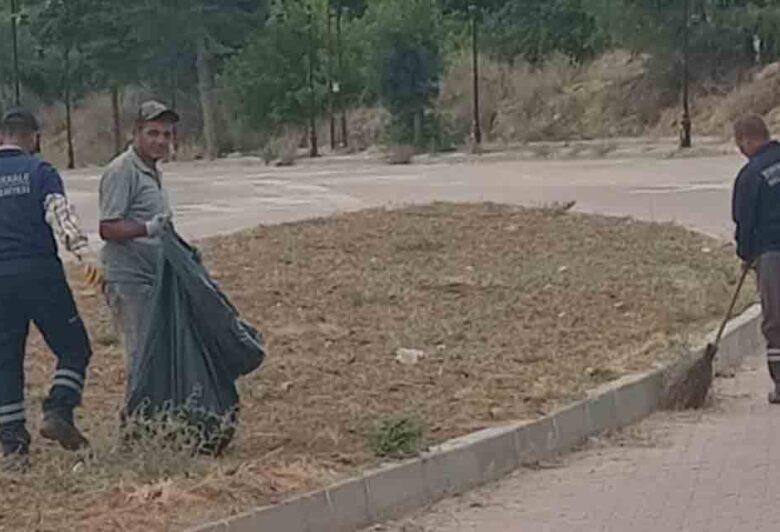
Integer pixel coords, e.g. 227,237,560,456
732,140,780,262
0,147,64,277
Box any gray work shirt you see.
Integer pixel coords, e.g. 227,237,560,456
99,147,172,284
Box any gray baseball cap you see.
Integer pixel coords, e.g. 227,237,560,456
1,107,40,131
137,100,180,123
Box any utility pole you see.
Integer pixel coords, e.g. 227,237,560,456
470,4,482,146
307,4,319,158
680,0,692,149
171,49,179,159
327,3,336,151
11,0,21,105
336,1,348,148
64,48,75,169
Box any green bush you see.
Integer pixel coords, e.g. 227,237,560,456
366,414,425,459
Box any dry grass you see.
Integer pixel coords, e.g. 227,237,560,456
260,128,302,166
440,52,780,145
0,203,750,531
439,50,668,144
38,88,210,169
30,51,780,169
345,107,391,153
386,145,417,165
689,63,780,138
590,141,619,158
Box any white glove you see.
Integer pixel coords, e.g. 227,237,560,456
145,213,171,238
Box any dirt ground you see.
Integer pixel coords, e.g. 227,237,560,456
0,203,751,531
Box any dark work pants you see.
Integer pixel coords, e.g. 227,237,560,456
758,252,780,384
0,269,92,453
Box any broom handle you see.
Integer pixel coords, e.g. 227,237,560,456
715,265,751,346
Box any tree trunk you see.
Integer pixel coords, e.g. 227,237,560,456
64,49,75,170
413,109,423,147
680,0,692,149
307,8,318,158
111,85,122,155
309,113,318,158
196,35,218,160
11,0,20,105
341,111,348,149
471,9,482,145
66,98,75,169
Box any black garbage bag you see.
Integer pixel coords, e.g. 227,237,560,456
161,230,265,380
125,227,265,455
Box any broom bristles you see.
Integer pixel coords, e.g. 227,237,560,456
660,345,716,410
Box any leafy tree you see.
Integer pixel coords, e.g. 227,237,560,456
11,0,780,163
581,0,780,146
587,0,776,80
363,0,444,146
126,0,269,159
88,0,148,155
438,0,510,15
331,0,371,146
29,0,96,169
224,0,328,154
0,2,42,110
482,0,604,64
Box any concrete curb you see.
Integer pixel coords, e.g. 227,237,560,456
191,305,763,532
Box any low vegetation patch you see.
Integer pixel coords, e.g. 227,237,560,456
4,202,750,530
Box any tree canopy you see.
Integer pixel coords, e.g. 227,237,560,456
3,0,780,158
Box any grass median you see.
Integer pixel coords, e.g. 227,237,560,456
3,202,752,530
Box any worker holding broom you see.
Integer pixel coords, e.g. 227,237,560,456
732,115,780,403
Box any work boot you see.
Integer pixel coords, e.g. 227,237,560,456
1,451,30,474
769,384,780,405
40,409,89,451
1,426,31,474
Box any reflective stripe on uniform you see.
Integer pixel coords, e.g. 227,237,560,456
54,368,85,386
0,411,25,425
0,402,24,415
52,378,82,394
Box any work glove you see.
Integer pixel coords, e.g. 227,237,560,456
74,249,104,289
145,213,171,238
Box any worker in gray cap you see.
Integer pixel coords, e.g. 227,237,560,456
0,108,97,471
99,101,179,415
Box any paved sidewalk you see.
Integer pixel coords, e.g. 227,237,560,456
382,353,779,532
